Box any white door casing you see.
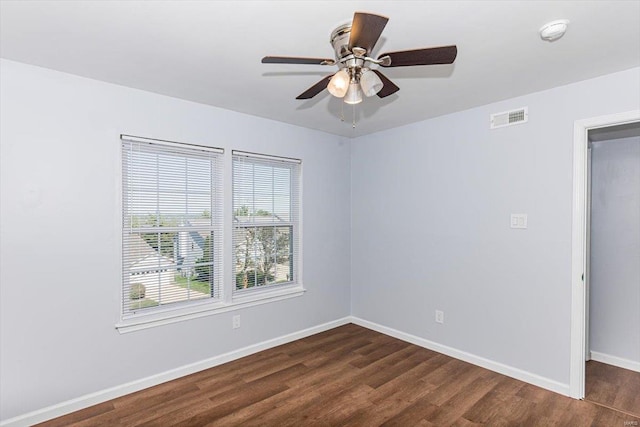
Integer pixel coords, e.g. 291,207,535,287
569,110,640,399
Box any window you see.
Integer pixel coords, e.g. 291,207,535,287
232,151,301,293
121,135,223,317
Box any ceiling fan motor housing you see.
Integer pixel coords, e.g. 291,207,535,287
330,23,369,80
330,23,353,64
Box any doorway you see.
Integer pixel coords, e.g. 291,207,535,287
584,122,640,416
569,110,640,400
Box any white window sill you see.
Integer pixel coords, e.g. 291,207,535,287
115,284,305,334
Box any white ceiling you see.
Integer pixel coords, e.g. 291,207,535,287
1,1,639,138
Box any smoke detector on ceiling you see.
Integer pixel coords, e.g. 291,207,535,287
539,19,569,41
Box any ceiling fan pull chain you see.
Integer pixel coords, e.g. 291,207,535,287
340,102,345,122
352,103,357,129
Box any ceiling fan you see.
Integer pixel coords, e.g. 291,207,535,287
261,12,457,105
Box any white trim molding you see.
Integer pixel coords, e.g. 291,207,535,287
0,317,351,427
351,317,570,397
120,134,224,153
570,109,640,399
116,286,305,333
13,306,640,426
590,351,640,373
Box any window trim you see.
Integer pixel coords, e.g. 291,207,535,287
121,134,224,154
232,150,301,164
231,151,302,295
119,134,225,328
116,138,305,334
115,286,305,334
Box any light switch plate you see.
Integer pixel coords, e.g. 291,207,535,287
511,214,528,229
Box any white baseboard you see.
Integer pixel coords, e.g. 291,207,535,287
2,316,576,426
590,351,640,373
350,317,571,397
0,317,352,427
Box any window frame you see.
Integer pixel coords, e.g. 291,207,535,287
231,150,303,301
115,139,305,334
117,135,224,330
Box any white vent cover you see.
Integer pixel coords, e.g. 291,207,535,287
490,107,528,129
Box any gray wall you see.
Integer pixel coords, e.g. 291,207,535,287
589,136,640,364
0,59,352,421
2,56,640,421
350,67,640,386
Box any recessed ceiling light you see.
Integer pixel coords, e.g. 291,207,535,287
539,19,569,42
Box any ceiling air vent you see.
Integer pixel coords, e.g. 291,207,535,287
490,107,528,129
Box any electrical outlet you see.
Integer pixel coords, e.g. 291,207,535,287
232,314,241,329
510,213,528,229
435,310,444,324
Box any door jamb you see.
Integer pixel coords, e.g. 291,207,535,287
569,109,640,399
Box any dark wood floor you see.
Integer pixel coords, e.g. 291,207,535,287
39,324,639,426
586,360,640,417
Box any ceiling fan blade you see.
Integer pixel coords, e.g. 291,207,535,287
372,70,399,98
296,75,334,99
378,45,457,67
348,12,389,54
262,56,336,65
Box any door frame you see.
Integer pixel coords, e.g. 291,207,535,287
569,109,640,399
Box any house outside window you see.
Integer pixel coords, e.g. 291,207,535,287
121,135,223,317
232,151,301,293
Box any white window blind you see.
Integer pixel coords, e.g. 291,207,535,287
232,151,301,292
121,135,223,316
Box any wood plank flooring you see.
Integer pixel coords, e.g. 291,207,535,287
38,324,640,426
586,360,640,417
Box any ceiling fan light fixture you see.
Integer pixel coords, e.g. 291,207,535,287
327,69,350,97
344,81,363,105
360,69,384,97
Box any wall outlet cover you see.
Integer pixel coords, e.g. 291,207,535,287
510,213,528,229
